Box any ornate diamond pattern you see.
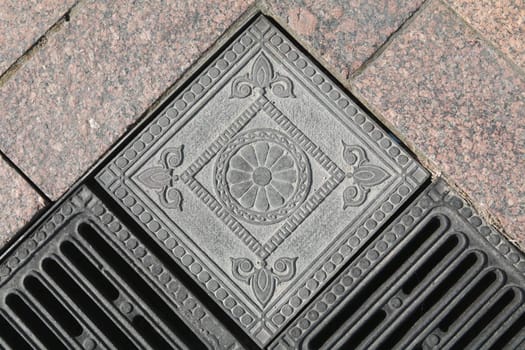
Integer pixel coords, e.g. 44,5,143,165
96,16,428,346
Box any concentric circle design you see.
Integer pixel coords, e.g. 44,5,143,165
214,129,312,225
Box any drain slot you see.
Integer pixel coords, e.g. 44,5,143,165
450,288,518,349
5,293,67,350
24,275,83,338
438,270,498,332
42,257,140,349
489,311,525,349
338,310,387,349
132,315,174,349
377,252,478,349
401,234,459,294
61,240,119,301
78,222,204,349
0,313,32,350
89,183,260,350
306,216,445,349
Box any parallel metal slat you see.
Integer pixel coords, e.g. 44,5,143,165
351,233,470,350
4,292,67,350
69,236,183,350
21,273,83,349
407,268,506,349
31,269,109,349
43,255,142,350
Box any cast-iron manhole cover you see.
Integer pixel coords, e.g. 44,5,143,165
96,15,427,346
0,13,523,350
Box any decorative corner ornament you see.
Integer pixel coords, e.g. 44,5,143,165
137,146,185,210
230,52,294,99
231,257,297,307
342,142,389,208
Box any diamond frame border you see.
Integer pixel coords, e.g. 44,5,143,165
181,93,345,259
96,15,430,344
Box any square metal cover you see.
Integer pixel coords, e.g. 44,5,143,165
96,15,428,345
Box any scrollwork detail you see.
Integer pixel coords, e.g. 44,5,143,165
231,257,297,307
137,146,185,210
230,52,294,99
341,142,389,208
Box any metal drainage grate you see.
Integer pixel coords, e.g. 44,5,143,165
271,180,525,349
0,13,524,350
0,189,247,349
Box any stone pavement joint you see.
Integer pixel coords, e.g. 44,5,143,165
350,0,432,80
354,0,525,250
0,151,51,204
0,0,81,85
444,0,525,74
0,154,46,247
439,0,525,77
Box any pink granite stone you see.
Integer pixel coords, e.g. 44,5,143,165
0,0,429,201
268,0,426,78
0,0,251,199
0,0,76,74
0,157,45,247
446,0,525,69
354,0,525,249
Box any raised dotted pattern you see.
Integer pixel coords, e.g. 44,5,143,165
96,15,428,345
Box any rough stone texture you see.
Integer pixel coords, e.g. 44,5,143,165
0,0,76,74
0,157,45,247
0,0,430,200
446,0,525,69
268,0,426,77
0,0,252,199
354,0,525,248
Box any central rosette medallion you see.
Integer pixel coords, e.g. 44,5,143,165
214,128,312,225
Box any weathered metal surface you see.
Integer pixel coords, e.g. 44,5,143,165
0,187,245,349
270,179,525,350
96,15,428,345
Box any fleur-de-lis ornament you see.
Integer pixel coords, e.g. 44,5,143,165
230,52,294,99
231,257,297,307
341,142,389,208
137,146,184,210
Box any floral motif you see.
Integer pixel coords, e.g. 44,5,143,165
215,129,311,225
228,141,297,212
231,52,294,99
137,146,184,210
231,257,297,306
341,142,389,208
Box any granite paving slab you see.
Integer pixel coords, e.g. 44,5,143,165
270,179,525,349
267,0,426,77
446,0,525,70
0,0,76,75
0,0,252,200
0,157,45,247
354,0,525,249
96,15,429,346
0,0,429,202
